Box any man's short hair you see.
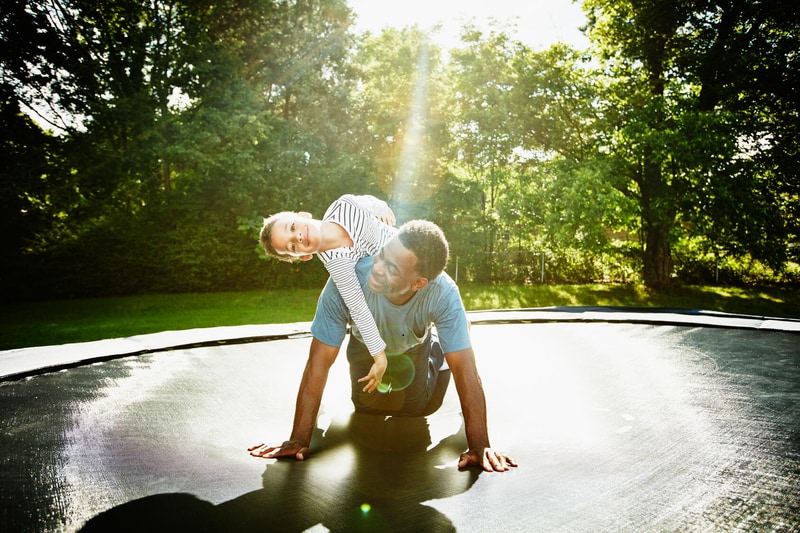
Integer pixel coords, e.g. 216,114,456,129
397,220,449,280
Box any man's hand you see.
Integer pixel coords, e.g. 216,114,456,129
248,440,309,461
358,352,388,393
458,447,518,472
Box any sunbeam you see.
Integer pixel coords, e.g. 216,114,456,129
392,41,431,221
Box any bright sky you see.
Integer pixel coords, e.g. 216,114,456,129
348,0,589,51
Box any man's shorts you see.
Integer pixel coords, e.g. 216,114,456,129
346,331,447,417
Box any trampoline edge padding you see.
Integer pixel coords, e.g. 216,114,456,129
468,306,800,332
0,322,313,382
2,307,798,382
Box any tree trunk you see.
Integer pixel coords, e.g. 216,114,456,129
642,220,672,287
162,158,171,193
640,156,674,288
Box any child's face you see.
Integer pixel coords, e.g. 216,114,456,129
270,213,319,260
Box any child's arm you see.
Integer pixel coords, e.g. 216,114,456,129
326,257,388,392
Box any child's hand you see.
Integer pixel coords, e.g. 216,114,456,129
358,352,388,393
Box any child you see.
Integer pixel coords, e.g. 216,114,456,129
260,194,396,394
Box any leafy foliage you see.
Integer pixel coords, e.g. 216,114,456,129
1,0,797,301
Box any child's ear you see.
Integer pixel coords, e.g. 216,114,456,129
299,211,313,218
299,254,314,261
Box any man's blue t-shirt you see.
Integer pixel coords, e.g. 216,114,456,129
310,257,471,356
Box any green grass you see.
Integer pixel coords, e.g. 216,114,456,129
0,289,322,351
1,284,798,350
459,284,800,318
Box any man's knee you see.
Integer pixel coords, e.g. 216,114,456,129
420,368,450,416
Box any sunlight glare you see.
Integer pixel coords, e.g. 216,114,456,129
392,41,431,219
348,0,589,52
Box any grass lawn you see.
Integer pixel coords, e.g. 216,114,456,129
1,283,798,351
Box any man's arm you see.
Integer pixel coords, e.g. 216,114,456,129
446,347,517,472
249,338,339,460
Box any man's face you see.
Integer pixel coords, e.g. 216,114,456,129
367,236,427,304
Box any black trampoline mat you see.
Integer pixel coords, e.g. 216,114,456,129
1,317,798,532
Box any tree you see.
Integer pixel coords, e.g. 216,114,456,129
583,0,690,287
584,0,799,286
508,43,641,282
444,26,522,280
0,86,60,257
686,0,800,271
1,0,364,297
193,0,366,218
349,27,450,221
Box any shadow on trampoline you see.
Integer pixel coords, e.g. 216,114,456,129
1,308,799,532
80,415,478,532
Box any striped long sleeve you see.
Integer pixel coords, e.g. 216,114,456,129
318,195,396,356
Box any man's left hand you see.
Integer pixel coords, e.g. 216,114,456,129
458,447,518,472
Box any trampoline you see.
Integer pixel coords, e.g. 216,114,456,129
1,308,798,532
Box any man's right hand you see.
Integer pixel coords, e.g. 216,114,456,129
248,440,309,461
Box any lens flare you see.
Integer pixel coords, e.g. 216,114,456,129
378,354,415,393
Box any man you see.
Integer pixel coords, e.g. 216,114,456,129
249,220,516,472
